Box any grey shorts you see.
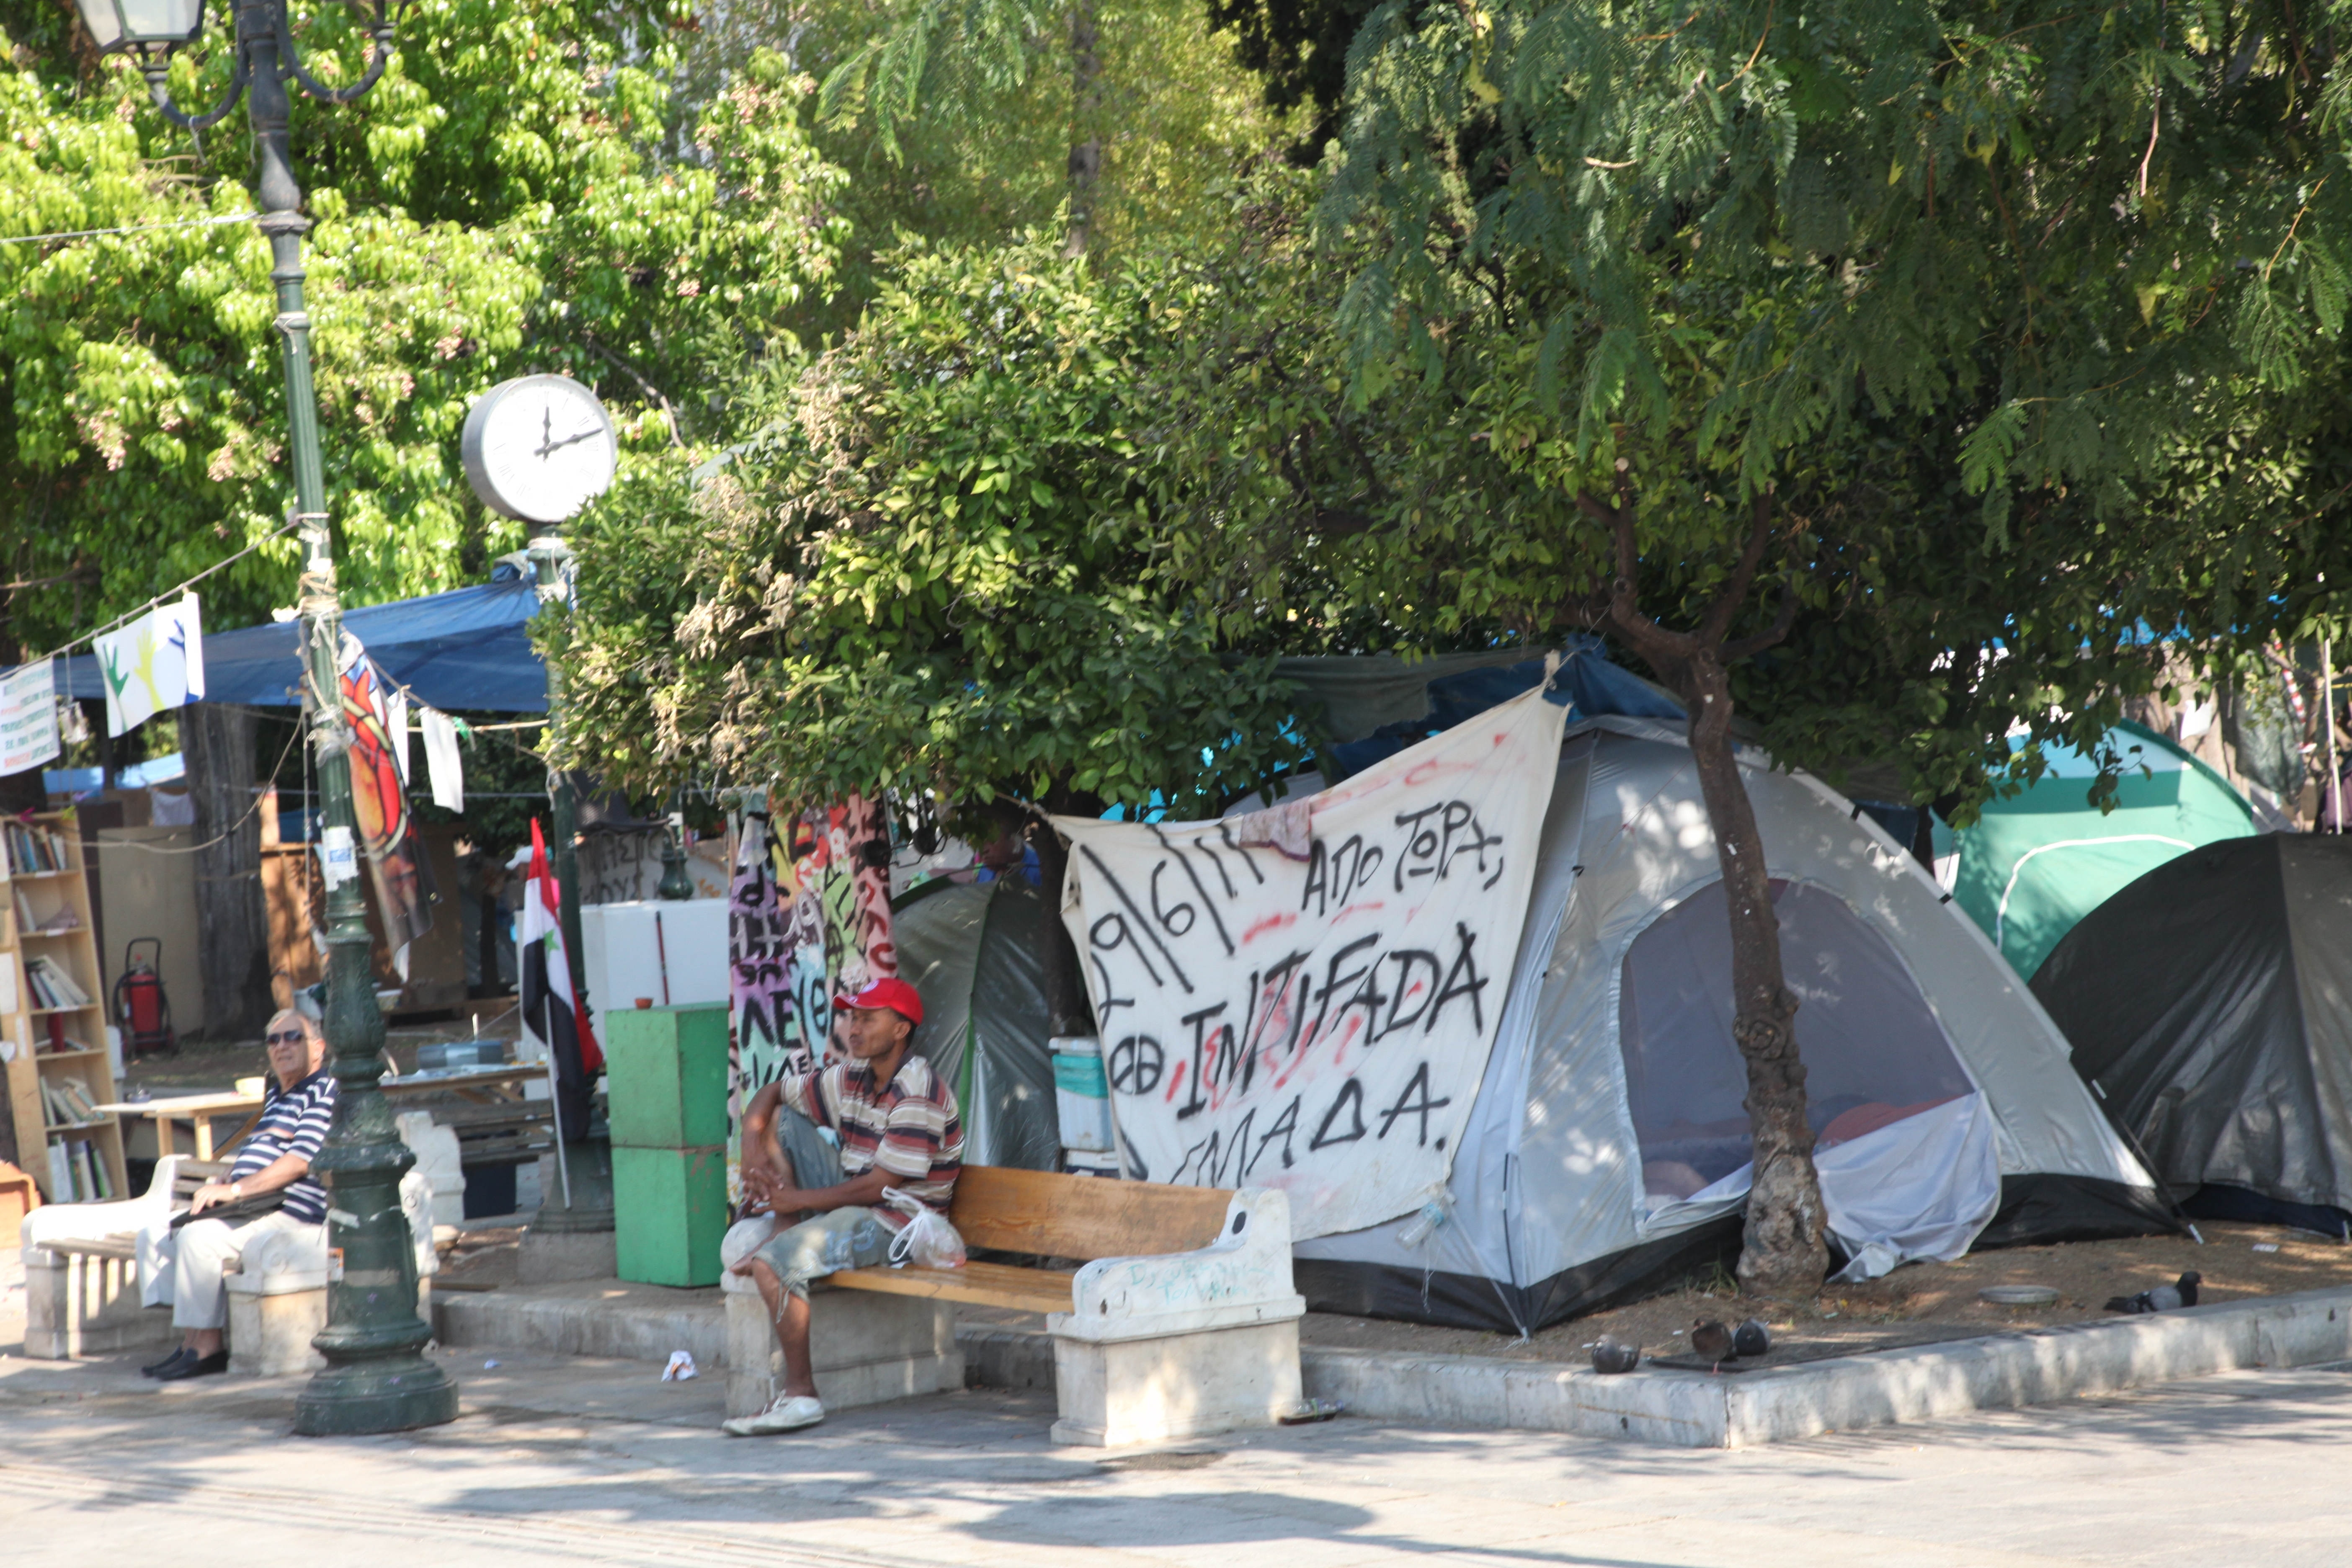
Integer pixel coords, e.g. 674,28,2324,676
751,1106,890,1300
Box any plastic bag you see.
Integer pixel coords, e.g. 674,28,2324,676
883,1186,966,1270
720,1212,779,1272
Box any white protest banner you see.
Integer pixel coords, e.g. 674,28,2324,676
1057,678,1568,1239
0,660,62,778
94,593,206,737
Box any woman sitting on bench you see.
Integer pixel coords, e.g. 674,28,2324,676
722,977,962,1437
138,1008,337,1382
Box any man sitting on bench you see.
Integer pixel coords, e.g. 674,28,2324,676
138,1008,337,1381
722,977,962,1437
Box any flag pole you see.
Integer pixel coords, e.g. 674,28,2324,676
545,1045,574,1209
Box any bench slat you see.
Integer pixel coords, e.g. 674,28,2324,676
44,1236,137,1261
946,1167,1231,1261
832,1259,1076,1315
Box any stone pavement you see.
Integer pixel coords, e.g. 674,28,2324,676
5,1339,2351,1567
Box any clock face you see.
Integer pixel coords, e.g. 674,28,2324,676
461,374,619,524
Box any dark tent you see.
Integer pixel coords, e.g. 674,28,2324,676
892,878,1060,1171
2033,835,2352,1237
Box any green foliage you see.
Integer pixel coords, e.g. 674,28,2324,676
1158,0,2352,818
547,231,1315,821
0,3,844,660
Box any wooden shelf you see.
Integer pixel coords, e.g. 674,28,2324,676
3,807,125,1203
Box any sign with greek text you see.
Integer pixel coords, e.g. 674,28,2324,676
0,660,61,778
1058,682,1567,1238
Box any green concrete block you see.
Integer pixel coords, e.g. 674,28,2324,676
603,1002,731,1150
613,1144,728,1287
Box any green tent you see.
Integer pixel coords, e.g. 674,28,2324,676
891,877,1061,1170
1937,721,2257,979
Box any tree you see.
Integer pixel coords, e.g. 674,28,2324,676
545,231,1316,1026
0,1,845,652
1157,0,2352,1293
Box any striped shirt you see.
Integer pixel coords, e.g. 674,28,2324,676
229,1068,338,1225
780,1055,962,1225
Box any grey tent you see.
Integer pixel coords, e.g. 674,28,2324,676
892,877,1062,1170
1293,718,2176,1333
2033,835,2352,1237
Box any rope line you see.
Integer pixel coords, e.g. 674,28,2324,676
0,211,257,247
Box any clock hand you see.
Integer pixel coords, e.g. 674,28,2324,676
539,426,607,455
539,405,553,458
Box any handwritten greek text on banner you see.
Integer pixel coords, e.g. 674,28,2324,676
1058,680,1567,1239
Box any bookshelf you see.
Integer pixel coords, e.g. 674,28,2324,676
3,811,127,1202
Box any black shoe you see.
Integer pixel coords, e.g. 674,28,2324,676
142,1348,196,1379
154,1350,230,1382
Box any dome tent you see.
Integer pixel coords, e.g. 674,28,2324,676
2033,835,2352,1238
891,877,1062,1171
1294,718,2176,1334
1933,720,2255,980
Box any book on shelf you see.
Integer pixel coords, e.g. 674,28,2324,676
23,956,90,1009
45,1139,72,1202
72,1140,97,1202
3,820,69,877
10,885,32,929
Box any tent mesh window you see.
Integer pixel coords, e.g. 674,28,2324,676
1620,881,1978,1203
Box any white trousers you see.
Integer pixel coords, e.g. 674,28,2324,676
136,1211,328,1331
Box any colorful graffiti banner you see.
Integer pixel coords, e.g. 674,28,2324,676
337,632,436,948
726,794,898,1200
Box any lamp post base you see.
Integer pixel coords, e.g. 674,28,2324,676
293,1355,459,1436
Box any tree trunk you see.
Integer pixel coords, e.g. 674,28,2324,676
184,703,274,1041
1029,817,1095,1036
1681,653,1830,1297
1588,486,1828,1298
1061,0,1103,258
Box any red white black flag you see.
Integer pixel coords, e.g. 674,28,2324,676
521,818,602,1141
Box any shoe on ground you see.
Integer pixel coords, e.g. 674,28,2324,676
720,1394,825,1436
142,1347,196,1379
154,1350,230,1382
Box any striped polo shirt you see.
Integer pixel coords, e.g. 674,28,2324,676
779,1054,963,1225
228,1068,338,1225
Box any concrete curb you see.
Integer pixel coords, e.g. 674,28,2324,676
431,1278,2352,1449
1294,1286,2352,1447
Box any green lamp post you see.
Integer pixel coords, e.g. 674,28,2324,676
71,0,457,1434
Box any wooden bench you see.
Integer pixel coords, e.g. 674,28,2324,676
722,1166,1306,1446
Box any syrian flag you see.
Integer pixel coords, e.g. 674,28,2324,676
521,818,602,1142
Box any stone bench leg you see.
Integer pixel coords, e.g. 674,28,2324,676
721,1278,962,1418
1048,1316,1304,1447
226,1274,434,1377
1046,1186,1308,1446
22,1247,174,1361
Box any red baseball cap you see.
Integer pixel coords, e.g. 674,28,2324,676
834,975,924,1026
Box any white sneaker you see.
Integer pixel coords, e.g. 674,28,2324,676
720,1394,825,1436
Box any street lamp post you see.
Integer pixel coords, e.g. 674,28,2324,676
72,0,457,1434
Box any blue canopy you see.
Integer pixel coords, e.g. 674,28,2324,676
60,567,547,713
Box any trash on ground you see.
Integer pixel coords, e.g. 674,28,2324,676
1279,1397,1345,1424
1979,1285,2061,1306
662,1350,698,1382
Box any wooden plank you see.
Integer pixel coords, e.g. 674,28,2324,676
831,1260,1076,1314
946,1166,1233,1261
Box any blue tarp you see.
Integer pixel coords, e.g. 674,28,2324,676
1324,636,1685,779
59,566,547,713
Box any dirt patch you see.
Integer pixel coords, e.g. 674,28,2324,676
1296,1221,2352,1366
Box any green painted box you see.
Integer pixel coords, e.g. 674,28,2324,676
613,1143,728,1287
603,1002,731,1150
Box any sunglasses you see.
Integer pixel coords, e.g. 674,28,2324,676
266,1030,309,1045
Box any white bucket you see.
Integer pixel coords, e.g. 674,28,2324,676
1049,1035,1116,1153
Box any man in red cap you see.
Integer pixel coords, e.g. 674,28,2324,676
721,975,963,1436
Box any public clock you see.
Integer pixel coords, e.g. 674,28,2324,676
461,374,620,523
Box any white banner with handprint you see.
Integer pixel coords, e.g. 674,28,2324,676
94,593,206,738
1058,679,1568,1239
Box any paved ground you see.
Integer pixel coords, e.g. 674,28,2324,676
6,1336,2350,1567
